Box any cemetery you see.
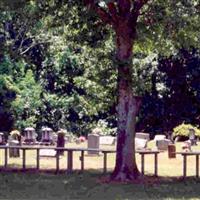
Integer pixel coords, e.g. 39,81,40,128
1,125,200,199
0,0,200,199
1,128,200,178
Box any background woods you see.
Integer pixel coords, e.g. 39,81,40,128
0,0,199,137
0,0,199,181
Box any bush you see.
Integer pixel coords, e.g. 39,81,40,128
173,123,200,138
95,119,117,136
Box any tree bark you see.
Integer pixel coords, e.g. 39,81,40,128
111,25,141,181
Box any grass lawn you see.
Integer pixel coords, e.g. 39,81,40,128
1,141,200,199
1,172,200,199
1,141,200,177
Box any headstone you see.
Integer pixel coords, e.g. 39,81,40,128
24,127,37,144
39,149,57,157
154,135,166,141
9,140,20,157
168,144,176,158
99,136,116,145
41,127,55,145
0,132,5,145
156,139,171,151
136,132,150,141
87,134,100,155
9,130,21,157
56,130,66,155
135,138,148,150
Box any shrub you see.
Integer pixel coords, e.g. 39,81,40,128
95,119,117,136
173,123,200,138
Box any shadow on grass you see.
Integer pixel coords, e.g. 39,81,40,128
0,169,200,200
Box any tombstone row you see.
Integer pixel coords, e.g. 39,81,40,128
23,127,57,145
0,127,66,147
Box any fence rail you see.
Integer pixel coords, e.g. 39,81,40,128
0,146,160,176
176,151,200,178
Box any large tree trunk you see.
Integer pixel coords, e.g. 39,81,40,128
111,25,141,181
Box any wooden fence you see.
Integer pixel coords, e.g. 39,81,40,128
0,146,160,176
176,151,200,178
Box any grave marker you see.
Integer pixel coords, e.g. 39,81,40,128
136,132,150,141
99,136,116,145
87,133,100,155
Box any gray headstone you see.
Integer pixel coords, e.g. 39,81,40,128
8,140,20,157
41,127,55,144
156,139,171,150
87,134,99,155
0,132,4,144
136,132,150,141
24,127,37,144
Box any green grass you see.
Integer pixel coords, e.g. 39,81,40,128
1,142,200,199
1,141,200,177
0,171,200,200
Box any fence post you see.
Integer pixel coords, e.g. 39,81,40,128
196,155,199,178
22,149,26,170
103,152,107,173
36,149,40,170
81,150,84,172
4,147,8,168
155,153,158,176
183,154,187,178
56,150,59,173
141,153,145,175
67,150,73,173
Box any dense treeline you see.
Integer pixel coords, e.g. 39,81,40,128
0,1,116,136
138,49,200,137
0,1,200,138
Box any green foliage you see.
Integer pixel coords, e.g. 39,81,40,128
11,69,42,130
0,56,16,131
0,0,200,138
137,49,200,137
173,123,200,138
95,119,117,136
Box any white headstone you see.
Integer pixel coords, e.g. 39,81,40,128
154,135,166,141
99,136,116,145
135,138,147,150
39,149,57,157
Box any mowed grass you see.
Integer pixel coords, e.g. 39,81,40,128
1,142,200,199
1,172,200,199
1,141,200,177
